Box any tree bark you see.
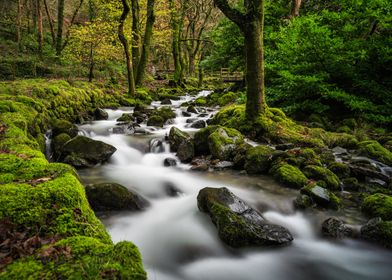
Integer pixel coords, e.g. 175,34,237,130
136,0,155,85
119,0,136,96
16,0,22,50
56,0,65,55
169,0,183,85
88,43,94,82
214,0,266,119
36,0,43,57
131,0,140,77
43,0,56,46
290,0,302,18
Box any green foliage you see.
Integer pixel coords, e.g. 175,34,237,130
362,194,392,220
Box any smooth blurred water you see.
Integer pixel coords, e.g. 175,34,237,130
77,92,392,280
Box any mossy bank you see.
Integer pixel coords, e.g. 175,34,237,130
0,79,146,279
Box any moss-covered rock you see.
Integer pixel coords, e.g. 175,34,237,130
293,194,314,209
52,133,71,159
52,119,78,138
117,113,134,122
301,183,341,210
208,127,244,161
342,177,361,191
197,187,293,247
0,236,146,279
93,108,109,120
169,126,191,152
328,162,350,179
147,115,165,127
303,165,340,190
193,125,219,155
273,164,308,189
358,140,392,165
60,136,116,168
85,183,149,212
244,145,275,174
362,194,392,220
360,218,392,249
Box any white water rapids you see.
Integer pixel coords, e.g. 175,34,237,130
77,91,392,280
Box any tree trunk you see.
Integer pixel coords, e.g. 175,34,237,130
136,0,155,86
36,0,43,57
56,0,64,55
16,0,22,50
169,0,183,85
214,0,266,119
119,0,136,96
131,0,140,77
43,0,56,46
244,21,265,119
290,0,302,18
88,43,94,82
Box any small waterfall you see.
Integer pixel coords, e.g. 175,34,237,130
44,130,53,161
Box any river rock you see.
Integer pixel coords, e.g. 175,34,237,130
190,120,206,128
349,165,390,183
197,187,293,248
169,127,191,152
177,140,194,163
293,194,314,209
191,158,209,171
94,108,108,120
187,105,198,114
164,182,182,197
60,135,116,168
164,158,177,167
116,113,134,122
244,145,275,174
85,183,149,211
161,98,172,105
300,183,340,210
360,218,392,249
321,217,354,239
52,119,78,138
186,118,198,124
208,127,244,161
182,111,192,117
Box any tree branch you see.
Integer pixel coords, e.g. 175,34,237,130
213,0,245,28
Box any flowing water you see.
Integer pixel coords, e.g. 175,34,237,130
77,91,392,280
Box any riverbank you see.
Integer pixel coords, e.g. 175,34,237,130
0,79,146,279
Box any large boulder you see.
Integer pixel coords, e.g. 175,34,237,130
244,145,275,174
300,183,341,210
85,183,149,211
321,217,354,239
60,135,116,168
94,108,109,120
52,133,71,160
360,218,392,249
194,126,219,155
169,127,191,152
208,127,244,161
197,187,293,248
52,119,78,138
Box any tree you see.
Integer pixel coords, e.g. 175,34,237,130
36,0,43,56
214,0,266,119
131,0,141,77
169,0,183,85
135,0,156,85
119,0,136,96
290,0,302,18
56,0,65,55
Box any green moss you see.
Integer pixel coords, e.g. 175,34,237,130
147,115,165,127
244,145,275,174
0,237,146,280
362,194,392,220
273,164,308,189
194,97,207,106
208,127,244,161
117,113,134,122
301,183,341,210
194,125,219,155
328,162,350,179
303,165,340,190
358,140,392,165
217,92,237,106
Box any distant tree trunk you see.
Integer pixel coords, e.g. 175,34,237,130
290,0,302,18
214,0,266,119
31,0,37,31
131,0,140,77
169,0,183,85
119,0,136,96
136,0,155,86
16,0,22,50
197,44,206,88
36,0,43,56
43,0,56,46
62,0,84,51
56,0,65,55
88,43,94,82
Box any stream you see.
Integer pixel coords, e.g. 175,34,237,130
76,91,392,280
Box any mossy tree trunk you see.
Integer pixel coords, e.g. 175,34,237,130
16,0,22,50
119,0,136,96
43,0,56,46
131,0,140,77
36,0,43,57
214,0,267,120
136,0,155,86
56,0,64,56
169,0,183,85
290,0,302,18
